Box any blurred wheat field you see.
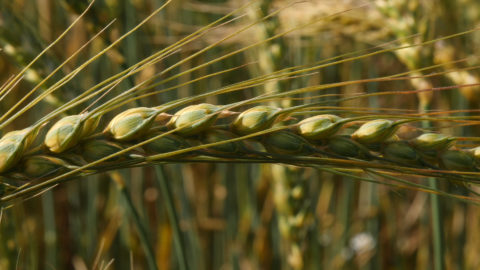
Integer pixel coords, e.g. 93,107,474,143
1,0,480,269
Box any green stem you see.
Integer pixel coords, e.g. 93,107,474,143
429,178,444,270
154,165,188,270
42,191,57,268
421,102,444,270
115,178,158,270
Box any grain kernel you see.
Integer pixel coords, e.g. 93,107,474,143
167,103,220,136
82,139,124,162
411,133,455,151
0,128,35,173
441,149,476,171
144,133,191,154
44,114,98,153
297,114,343,139
352,119,398,144
106,107,159,141
263,130,315,155
231,106,281,135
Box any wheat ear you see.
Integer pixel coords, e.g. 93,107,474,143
1,103,479,202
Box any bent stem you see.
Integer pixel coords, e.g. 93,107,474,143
154,166,188,270
111,173,158,270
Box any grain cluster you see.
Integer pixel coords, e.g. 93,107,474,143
0,102,478,195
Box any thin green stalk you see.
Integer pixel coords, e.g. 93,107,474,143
154,165,188,270
113,176,158,270
378,1,447,263
86,175,99,262
422,99,445,270
429,178,444,270
366,65,380,270
41,191,57,268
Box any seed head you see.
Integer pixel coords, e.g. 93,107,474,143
0,128,36,173
231,106,281,135
411,133,455,152
203,129,247,154
45,114,99,153
144,133,191,155
263,130,315,155
167,103,220,136
81,115,102,137
297,114,343,139
351,119,398,144
440,149,477,171
82,139,124,162
106,107,159,141
327,135,371,159
383,141,422,165
21,155,69,178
